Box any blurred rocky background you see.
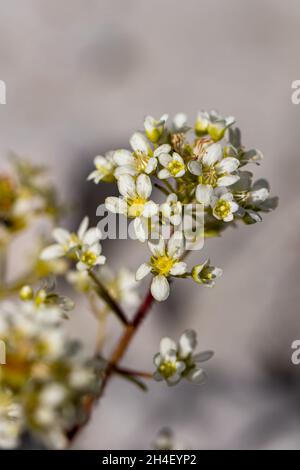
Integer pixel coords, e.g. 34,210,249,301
0,0,300,449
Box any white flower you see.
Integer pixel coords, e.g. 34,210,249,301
136,233,187,301
144,114,168,142
153,337,186,385
153,330,214,386
40,217,105,271
158,152,186,179
105,174,158,242
87,151,116,184
40,216,101,261
98,266,140,308
189,143,240,206
211,188,239,222
195,110,235,141
160,193,182,226
192,260,223,287
172,113,188,132
76,242,106,271
114,132,171,177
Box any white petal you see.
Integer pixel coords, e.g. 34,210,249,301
217,175,240,187
113,149,134,166
203,143,222,166
160,337,177,357
95,255,106,266
114,165,137,178
154,144,171,157
83,227,101,245
160,202,171,219
230,201,239,213
148,237,165,257
142,201,158,217
186,368,206,384
117,174,136,197
223,213,234,222
87,170,101,182
76,261,87,271
77,217,89,240
170,261,187,276
134,217,147,242
173,113,187,129
153,353,162,367
105,196,127,214
167,232,184,258
94,155,107,166
179,330,197,358
159,154,172,167
158,168,171,179
136,263,152,281
176,361,186,374
193,350,214,363
53,228,70,245
172,153,184,164
40,244,65,260
130,132,150,154
136,174,152,199
166,373,182,385
215,157,240,174
196,184,213,206
188,160,202,176
151,275,170,302
176,169,185,177
145,157,157,174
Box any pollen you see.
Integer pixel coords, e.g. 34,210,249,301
214,199,231,219
168,160,184,177
199,165,218,186
159,361,177,378
127,195,146,217
151,254,175,276
81,251,97,267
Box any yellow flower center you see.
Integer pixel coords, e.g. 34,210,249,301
199,165,218,186
159,361,177,379
151,255,175,276
127,195,146,217
168,160,185,177
81,251,97,267
133,150,150,172
95,163,109,174
214,200,231,219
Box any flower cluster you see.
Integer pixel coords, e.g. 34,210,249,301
0,157,63,248
0,287,98,449
40,216,105,272
86,112,277,300
153,330,213,386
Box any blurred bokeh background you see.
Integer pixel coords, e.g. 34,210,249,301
1,0,300,449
